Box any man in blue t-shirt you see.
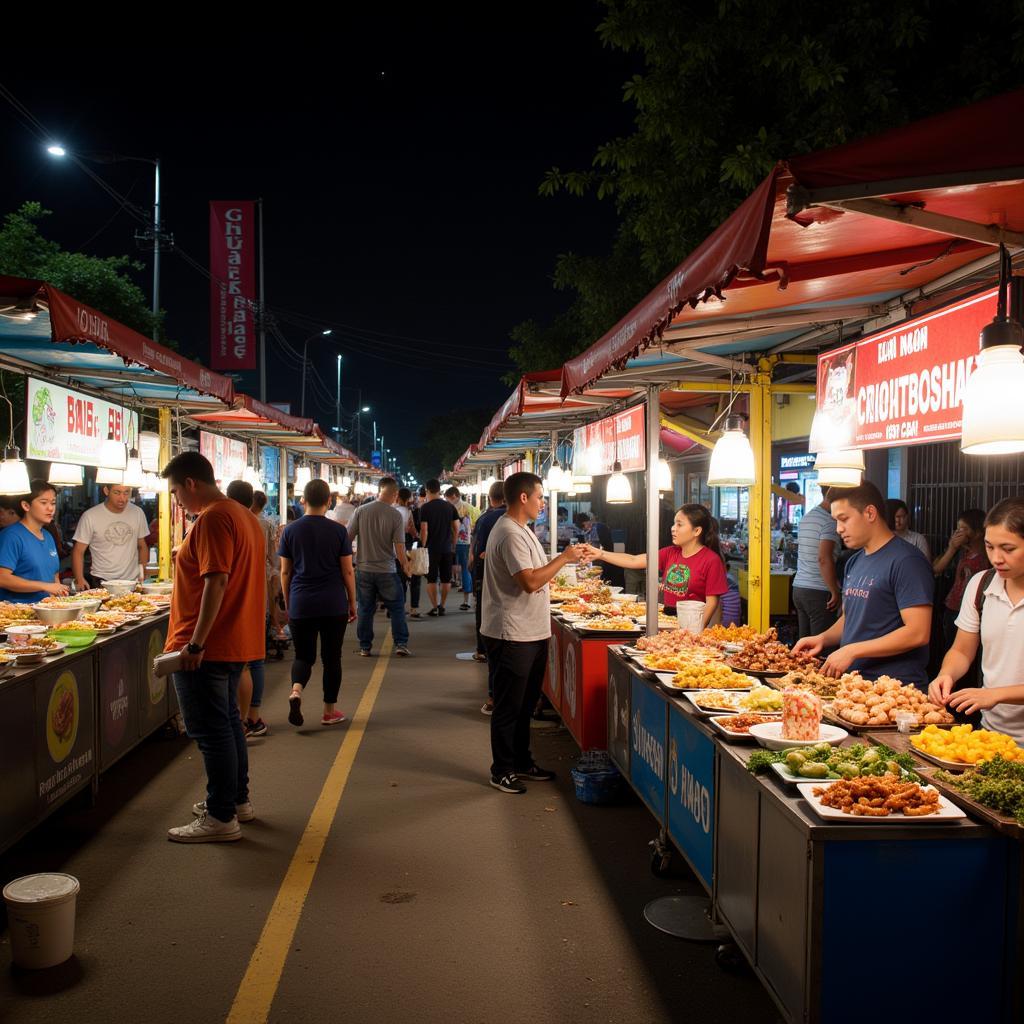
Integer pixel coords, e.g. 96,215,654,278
793,480,934,686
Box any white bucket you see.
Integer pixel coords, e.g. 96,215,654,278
3,873,80,969
675,601,705,634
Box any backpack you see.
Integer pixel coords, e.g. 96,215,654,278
973,568,997,623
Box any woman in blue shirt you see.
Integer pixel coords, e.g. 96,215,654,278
0,480,68,603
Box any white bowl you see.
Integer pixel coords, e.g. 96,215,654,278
6,624,48,645
139,582,173,596
612,593,638,602
31,604,80,626
101,579,138,597
747,721,848,751
608,586,624,594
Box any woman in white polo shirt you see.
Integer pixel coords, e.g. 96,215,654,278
929,497,1024,745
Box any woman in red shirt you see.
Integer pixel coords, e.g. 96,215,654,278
581,504,728,628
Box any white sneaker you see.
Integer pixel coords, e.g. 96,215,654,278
193,800,255,823
168,812,241,843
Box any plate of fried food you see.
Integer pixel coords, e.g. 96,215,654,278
771,669,861,701
726,629,822,677
709,713,783,741
685,685,785,715
103,594,160,615
827,675,954,729
653,661,753,691
641,649,725,672
573,616,642,635
797,778,965,821
63,619,116,635
77,611,132,630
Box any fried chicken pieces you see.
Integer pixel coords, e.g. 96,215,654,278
813,776,940,816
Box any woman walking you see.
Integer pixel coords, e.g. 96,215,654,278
932,508,989,648
278,479,356,727
0,480,68,602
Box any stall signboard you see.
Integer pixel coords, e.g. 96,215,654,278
606,653,631,777
667,704,716,890
779,454,816,471
502,460,524,480
34,655,95,815
199,430,247,484
0,680,37,852
260,445,280,485
209,200,257,371
26,377,139,468
139,622,170,735
543,619,562,708
100,637,139,771
811,289,997,451
630,677,667,823
572,405,646,476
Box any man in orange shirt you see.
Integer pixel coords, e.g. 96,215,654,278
162,452,267,843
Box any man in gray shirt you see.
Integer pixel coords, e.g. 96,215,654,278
792,487,841,639
347,477,411,657
482,472,583,794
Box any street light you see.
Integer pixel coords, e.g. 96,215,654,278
46,144,164,341
300,329,333,418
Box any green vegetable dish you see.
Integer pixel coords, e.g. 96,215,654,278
934,756,1024,824
747,742,920,782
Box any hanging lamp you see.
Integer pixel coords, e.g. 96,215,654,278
49,462,83,486
0,393,30,495
544,457,568,492
99,426,127,470
961,245,1024,454
96,466,124,485
707,415,756,486
814,448,865,487
123,446,145,488
606,414,632,503
656,458,672,493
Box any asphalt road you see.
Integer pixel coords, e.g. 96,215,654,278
0,607,779,1023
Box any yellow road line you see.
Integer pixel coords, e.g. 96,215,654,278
227,634,394,1023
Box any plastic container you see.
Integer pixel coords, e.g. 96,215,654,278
675,602,705,634
6,624,48,646
100,579,138,597
571,751,624,805
895,711,917,734
3,873,80,969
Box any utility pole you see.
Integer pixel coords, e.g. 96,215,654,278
258,198,266,401
356,389,362,457
336,355,342,440
152,158,161,341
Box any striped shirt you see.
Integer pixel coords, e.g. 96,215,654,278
793,505,840,592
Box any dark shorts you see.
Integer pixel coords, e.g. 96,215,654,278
426,550,453,584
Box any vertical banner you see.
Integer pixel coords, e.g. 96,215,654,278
209,200,257,371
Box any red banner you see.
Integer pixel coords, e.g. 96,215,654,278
811,289,997,451
209,201,257,371
45,285,234,404
572,405,646,475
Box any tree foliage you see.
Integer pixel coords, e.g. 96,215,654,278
407,407,494,480
0,202,169,342
510,0,1024,375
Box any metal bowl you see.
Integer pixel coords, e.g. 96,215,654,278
32,604,81,626
101,579,138,597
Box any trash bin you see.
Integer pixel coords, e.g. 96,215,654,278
3,873,80,969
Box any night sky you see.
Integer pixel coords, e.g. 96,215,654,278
1,8,636,474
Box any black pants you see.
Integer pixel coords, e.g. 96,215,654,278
792,586,836,639
290,616,347,703
473,563,485,656
484,636,548,778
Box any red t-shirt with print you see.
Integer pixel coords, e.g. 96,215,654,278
657,545,728,608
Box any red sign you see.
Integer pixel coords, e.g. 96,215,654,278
811,289,997,451
209,201,257,371
572,405,646,475
199,431,247,484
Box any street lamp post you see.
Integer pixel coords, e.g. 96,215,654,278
335,355,342,441
300,329,332,418
46,145,164,341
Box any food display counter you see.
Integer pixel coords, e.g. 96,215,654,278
0,612,171,856
606,648,1022,1023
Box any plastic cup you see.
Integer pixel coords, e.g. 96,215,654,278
3,873,80,969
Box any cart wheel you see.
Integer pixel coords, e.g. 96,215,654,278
650,847,673,878
714,942,747,974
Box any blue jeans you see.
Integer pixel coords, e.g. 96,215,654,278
173,662,248,822
248,659,265,709
357,571,409,649
456,543,472,594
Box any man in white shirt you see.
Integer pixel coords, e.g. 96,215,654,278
329,491,357,527
72,484,150,590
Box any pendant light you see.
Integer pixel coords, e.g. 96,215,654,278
814,448,865,487
961,245,1024,454
707,415,756,486
295,464,312,489
99,427,127,470
571,474,592,493
544,457,568,492
605,414,632,503
49,462,83,486
96,467,124,485
123,446,145,488
0,393,30,495
656,458,672,493
139,430,161,472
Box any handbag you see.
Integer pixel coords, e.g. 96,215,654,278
410,547,429,576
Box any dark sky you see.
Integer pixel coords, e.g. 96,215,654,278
1,9,636,474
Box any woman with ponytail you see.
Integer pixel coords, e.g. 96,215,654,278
580,504,728,628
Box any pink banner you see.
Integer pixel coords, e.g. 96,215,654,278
209,201,257,371
572,405,646,475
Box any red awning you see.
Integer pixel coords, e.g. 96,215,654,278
561,88,1024,396
44,284,235,405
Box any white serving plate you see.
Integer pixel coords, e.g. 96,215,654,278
709,714,781,742
796,782,966,822
607,586,624,594
611,593,638,602
748,721,848,750
654,671,753,692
